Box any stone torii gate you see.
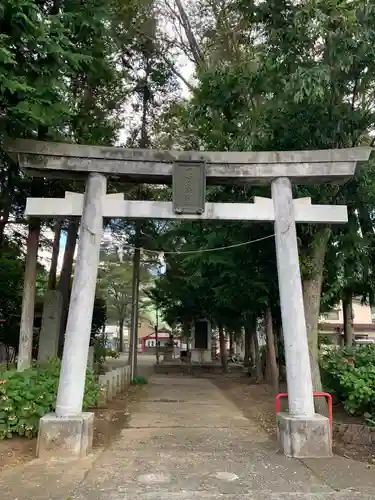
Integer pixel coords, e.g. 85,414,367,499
5,139,370,460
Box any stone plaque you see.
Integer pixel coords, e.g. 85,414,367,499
194,320,208,349
173,161,206,214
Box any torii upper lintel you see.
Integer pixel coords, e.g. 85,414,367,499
4,138,371,185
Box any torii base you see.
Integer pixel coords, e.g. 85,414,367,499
277,412,332,458
36,412,94,461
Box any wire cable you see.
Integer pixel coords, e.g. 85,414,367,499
122,233,275,256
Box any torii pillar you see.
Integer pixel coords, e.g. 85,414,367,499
38,174,107,459
272,179,321,457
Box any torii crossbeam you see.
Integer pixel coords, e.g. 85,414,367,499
25,192,348,224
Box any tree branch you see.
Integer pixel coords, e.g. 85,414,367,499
173,0,205,66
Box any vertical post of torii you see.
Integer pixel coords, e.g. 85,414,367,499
272,178,315,418
272,177,315,418
55,172,106,417
37,173,106,458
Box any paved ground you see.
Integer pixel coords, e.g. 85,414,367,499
1,366,375,499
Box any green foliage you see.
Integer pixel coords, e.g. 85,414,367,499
131,375,148,385
97,250,151,327
321,346,375,417
0,0,84,135
0,359,100,439
150,0,375,393
93,333,120,374
318,335,335,348
91,296,107,337
93,334,108,373
94,334,107,365
106,349,120,359
0,250,23,349
0,252,23,315
35,267,49,298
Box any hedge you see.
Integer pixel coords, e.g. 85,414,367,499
0,358,100,439
320,345,375,419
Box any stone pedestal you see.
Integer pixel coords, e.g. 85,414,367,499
163,348,173,362
191,349,212,363
277,412,332,458
37,412,94,460
38,290,62,363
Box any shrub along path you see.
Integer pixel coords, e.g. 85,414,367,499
0,383,143,471
0,353,155,471
0,374,143,471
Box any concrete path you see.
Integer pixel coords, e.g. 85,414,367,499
1,374,375,499
69,375,375,499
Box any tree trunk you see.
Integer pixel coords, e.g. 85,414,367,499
343,292,354,346
302,227,331,412
47,219,62,290
182,319,190,358
265,306,279,393
118,318,124,352
155,324,160,365
250,330,256,367
58,218,79,355
244,325,251,367
17,220,41,371
129,224,141,377
127,326,133,365
253,328,263,382
174,0,204,65
229,331,234,356
0,159,18,247
357,204,375,306
219,323,228,373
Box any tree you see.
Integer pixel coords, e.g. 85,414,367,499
0,0,161,367
0,247,24,351
97,251,151,351
149,0,375,394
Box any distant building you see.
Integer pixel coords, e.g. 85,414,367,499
140,329,174,353
104,319,172,352
319,298,375,343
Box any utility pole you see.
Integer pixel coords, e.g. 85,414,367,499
129,223,141,381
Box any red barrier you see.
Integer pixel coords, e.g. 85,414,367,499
275,392,333,435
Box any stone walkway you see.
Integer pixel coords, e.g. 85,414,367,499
1,374,375,499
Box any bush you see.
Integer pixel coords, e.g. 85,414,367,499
131,375,148,385
0,358,100,439
93,334,120,374
320,345,375,417
106,349,120,359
